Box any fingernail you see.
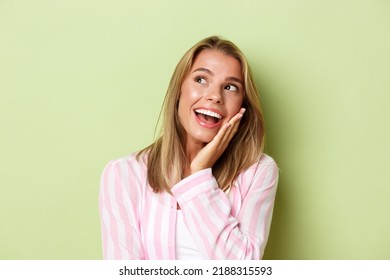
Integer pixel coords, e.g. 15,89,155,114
241,108,246,114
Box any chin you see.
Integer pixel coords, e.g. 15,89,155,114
193,131,217,144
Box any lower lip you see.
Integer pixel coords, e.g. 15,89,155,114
194,112,223,129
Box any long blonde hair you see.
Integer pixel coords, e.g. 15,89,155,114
137,36,265,193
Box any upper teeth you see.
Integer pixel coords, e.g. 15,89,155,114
195,109,222,119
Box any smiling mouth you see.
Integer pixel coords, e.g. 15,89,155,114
194,109,223,125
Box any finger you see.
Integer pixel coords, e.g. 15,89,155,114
225,108,246,134
208,121,230,148
228,108,245,126
219,108,246,145
210,108,246,148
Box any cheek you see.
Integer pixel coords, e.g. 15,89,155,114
177,98,187,124
181,80,203,99
179,86,202,113
180,87,200,103
226,96,244,117
177,91,195,125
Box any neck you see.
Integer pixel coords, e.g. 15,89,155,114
183,137,205,177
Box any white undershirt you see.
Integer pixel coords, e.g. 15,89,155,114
175,210,203,259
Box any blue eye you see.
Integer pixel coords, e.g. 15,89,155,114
225,84,238,92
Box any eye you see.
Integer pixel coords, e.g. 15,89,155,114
195,76,207,84
225,84,239,92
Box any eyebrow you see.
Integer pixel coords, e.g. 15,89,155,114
192,67,243,86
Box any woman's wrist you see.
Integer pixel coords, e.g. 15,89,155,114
190,164,209,175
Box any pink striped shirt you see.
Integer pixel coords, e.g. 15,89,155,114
99,153,279,260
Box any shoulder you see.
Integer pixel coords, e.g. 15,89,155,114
236,154,279,192
256,154,278,172
244,154,278,176
99,153,149,214
104,152,147,169
101,152,148,184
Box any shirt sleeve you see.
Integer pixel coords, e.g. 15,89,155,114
171,156,279,260
98,159,144,259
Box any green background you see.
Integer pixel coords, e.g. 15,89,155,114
1,0,389,259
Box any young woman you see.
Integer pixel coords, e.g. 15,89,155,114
99,36,279,260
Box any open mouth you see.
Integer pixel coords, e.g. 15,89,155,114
194,108,224,127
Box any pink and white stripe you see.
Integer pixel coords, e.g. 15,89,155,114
99,153,279,260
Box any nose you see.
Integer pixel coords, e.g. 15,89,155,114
204,86,223,104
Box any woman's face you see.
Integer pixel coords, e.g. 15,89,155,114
178,49,244,145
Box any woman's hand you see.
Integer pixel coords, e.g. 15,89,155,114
190,108,246,174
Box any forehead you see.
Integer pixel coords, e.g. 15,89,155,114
191,49,242,78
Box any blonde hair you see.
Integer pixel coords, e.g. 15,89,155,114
137,36,265,193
